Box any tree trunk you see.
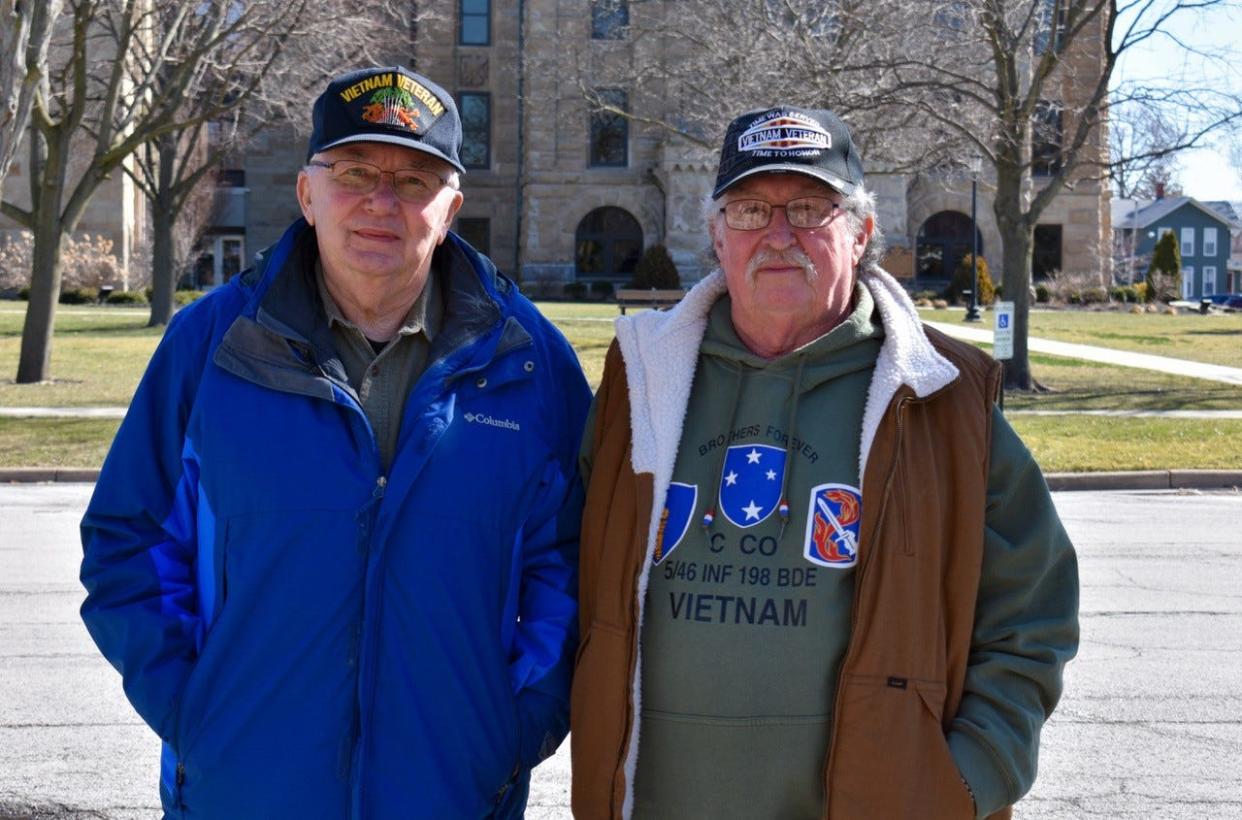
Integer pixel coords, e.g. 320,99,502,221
992,162,1037,392
16,213,65,383
148,193,177,327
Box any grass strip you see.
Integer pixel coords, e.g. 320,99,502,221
1009,415,1242,472
0,418,121,468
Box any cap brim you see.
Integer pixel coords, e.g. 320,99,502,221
712,164,855,199
314,133,467,175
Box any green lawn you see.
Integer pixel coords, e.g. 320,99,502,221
0,417,121,468
1008,416,1242,472
1,301,1240,472
0,306,160,407
921,304,1242,368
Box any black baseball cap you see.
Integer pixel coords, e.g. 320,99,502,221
712,106,864,198
306,66,465,174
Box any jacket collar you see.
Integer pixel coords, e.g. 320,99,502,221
244,220,515,370
613,266,960,488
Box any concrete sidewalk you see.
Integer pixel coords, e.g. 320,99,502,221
925,319,1242,386
0,407,126,419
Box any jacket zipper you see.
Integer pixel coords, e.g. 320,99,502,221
821,394,909,818
352,473,387,806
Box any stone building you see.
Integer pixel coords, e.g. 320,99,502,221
406,0,1110,291
6,1,1111,296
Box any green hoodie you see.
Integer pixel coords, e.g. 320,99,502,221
633,285,882,818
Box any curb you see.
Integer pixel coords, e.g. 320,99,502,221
1044,470,1242,492
0,468,102,483
3,468,1241,492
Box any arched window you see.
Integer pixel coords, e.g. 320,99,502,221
916,211,982,283
575,207,643,280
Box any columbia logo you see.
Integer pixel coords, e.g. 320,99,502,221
463,412,521,431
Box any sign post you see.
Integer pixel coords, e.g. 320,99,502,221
993,301,1014,361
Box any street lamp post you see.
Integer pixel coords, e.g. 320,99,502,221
964,154,982,322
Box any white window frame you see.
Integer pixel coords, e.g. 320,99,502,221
213,234,245,288
1204,227,1218,256
1181,226,1195,257
1203,265,1216,295
1182,265,1195,299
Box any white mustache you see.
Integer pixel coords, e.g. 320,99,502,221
745,248,819,286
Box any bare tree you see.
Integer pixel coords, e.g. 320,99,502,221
124,1,426,327
567,0,1242,390
0,1,421,382
1109,103,1184,198
0,0,63,188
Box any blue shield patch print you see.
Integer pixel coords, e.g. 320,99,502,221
654,482,697,565
718,444,787,528
803,483,862,568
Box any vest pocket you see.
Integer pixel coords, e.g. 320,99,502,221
829,674,975,819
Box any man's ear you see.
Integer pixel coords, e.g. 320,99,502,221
438,190,465,244
296,170,315,226
852,214,874,266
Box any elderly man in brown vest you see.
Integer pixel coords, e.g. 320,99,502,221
570,105,1079,820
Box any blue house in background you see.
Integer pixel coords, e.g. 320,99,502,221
1113,195,1239,297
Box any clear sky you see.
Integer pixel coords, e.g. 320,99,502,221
1112,2,1242,201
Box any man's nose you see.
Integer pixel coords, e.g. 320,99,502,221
364,174,401,211
761,206,796,249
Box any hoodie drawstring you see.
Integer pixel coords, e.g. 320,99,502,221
701,362,747,531
775,356,806,540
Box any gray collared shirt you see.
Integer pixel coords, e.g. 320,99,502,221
316,263,442,471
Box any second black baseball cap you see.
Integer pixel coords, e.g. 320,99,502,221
712,106,864,198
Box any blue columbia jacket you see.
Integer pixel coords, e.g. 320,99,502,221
80,221,591,818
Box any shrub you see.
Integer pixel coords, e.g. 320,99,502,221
0,230,124,294
1133,281,1149,302
630,244,680,290
914,289,939,301
563,281,588,300
945,253,994,306
106,290,148,305
1035,283,1051,303
174,290,206,306
590,280,615,300
1146,231,1181,302
1081,287,1108,305
59,287,98,304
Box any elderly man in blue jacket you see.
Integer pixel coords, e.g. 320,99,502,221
79,66,590,819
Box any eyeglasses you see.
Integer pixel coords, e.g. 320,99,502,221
307,159,454,203
719,197,841,231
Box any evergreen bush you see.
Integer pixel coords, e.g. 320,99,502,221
106,290,148,305
946,253,995,306
630,244,680,290
1145,231,1181,302
59,287,98,304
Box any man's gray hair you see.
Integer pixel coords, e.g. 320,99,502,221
703,182,887,273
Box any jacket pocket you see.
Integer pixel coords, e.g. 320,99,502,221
172,519,233,760
829,674,975,819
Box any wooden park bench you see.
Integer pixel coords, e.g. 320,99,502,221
614,288,687,314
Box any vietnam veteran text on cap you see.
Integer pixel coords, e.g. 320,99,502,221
712,106,864,198
307,66,465,174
